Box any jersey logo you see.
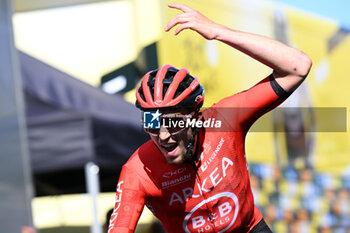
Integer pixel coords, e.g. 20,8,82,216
108,180,124,233
162,173,191,189
182,192,239,233
163,167,187,178
168,157,234,206
201,137,225,172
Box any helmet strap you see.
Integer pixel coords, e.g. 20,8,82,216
185,126,200,169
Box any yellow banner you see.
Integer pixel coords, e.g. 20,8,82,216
158,0,350,175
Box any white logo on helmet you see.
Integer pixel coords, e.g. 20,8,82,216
195,94,203,103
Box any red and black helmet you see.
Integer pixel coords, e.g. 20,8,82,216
135,65,204,111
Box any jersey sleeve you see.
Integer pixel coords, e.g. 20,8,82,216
215,74,289,132
108,165,146,233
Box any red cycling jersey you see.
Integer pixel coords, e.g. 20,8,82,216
108,75,286,233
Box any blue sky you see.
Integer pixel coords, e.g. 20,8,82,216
271,0,350,28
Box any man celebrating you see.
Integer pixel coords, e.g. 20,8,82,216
108,3,311,233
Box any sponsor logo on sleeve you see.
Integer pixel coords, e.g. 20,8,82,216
108,180,124,233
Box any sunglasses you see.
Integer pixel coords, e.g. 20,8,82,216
142,112,195,136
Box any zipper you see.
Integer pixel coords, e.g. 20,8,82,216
187,126,218,232
189,158,218,233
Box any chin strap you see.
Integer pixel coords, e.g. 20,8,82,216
185,126,200,169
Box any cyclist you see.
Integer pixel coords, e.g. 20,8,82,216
108,4,311,233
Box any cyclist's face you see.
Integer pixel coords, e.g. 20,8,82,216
145,111,195,164
150,125,192,164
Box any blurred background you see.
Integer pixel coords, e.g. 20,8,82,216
0,0,349,232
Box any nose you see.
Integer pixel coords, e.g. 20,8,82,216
158,125,171,141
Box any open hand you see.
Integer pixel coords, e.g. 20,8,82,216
165,4,221,40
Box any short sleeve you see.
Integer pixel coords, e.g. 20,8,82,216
214,74,288,132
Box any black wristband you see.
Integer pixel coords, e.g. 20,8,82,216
269,74,291,98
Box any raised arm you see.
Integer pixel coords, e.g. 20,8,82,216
165,3,312,93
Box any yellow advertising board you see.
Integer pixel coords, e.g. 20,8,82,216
158,0,350,175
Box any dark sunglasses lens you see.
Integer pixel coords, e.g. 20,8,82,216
163,117,188,134
144,128,160,135
144,115,192,135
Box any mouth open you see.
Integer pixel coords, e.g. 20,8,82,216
161,143,178,152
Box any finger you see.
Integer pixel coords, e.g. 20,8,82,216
165,14,191,31
174,22,193,35
168,3,193,13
